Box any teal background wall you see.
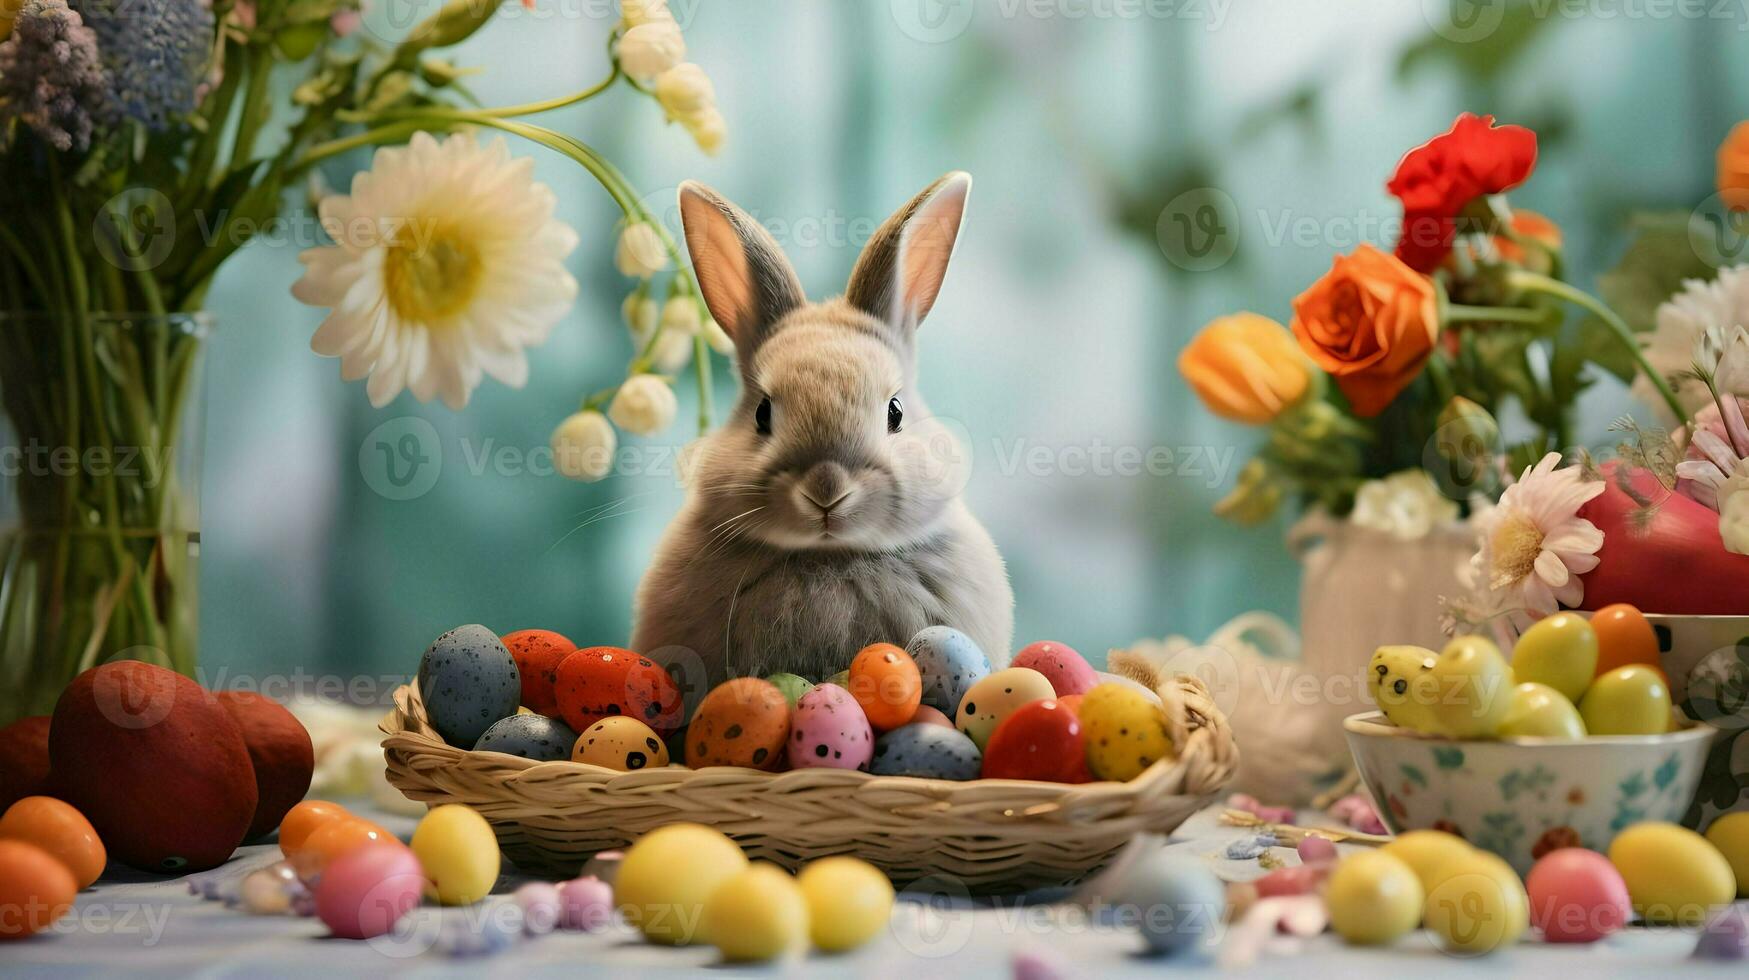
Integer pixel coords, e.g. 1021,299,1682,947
196,1,1749,694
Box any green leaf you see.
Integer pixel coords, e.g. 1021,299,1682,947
1398,2,1551,82
1593,211,1719,335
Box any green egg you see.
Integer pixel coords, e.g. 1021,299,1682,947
764,672,813,709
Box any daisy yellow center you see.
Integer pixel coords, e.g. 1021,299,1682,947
383,227,483,324
1489,513,1544,589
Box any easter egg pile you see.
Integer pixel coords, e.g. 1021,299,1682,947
422,624,1179,784
1369,604,1680,739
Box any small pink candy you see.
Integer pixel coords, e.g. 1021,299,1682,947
1012,946,1073,980
514,882,563,936
1296,836,1338,865
1254,806,1296,824
1253,864,1324,898
1227,793,1262,813
557,876,614,931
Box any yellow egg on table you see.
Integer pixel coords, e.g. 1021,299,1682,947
1379,829,1474,893
954,667,1056,751
797,856,895,952
1509,612,1598,704
1326,851,1424,945
701,863,809,962
1608,822,1737,924
1078,683,1175,781
410,804,501,906
617,823,748,945
1497,682,1585,739
1423,850,1528,955
1704,812,1749,896
1580,666,1672,736
573,716,671,771
1425,635,1515,737
1368,645,1440,731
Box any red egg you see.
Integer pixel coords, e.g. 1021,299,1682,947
1526,847,1631,943
981,699,1087,782
1011,641,1098,697
503,629,576,717
554,647,684,736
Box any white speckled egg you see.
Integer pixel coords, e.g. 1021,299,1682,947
787,684,874,770
573,716,671,771
954,667,1055,751
907,626,992,715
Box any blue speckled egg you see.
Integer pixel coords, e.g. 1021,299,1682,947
787,683,874,770
869,723,981,780
1108,851,1225,957
906,626,991,715
473,713,578,761
419,624,522,747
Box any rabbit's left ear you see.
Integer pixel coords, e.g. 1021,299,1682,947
846,171,971,329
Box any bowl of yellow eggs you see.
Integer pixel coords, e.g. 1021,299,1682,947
1345,611,1718,875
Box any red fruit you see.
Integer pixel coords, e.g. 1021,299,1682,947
554,647,684,736
502,629,575,717
1578,462,1749,614
981,699,1087,783
50,662,257,873
0,716,52,812
215,691,315,841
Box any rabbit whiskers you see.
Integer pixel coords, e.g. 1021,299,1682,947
544,493,651,554
696,505,766,563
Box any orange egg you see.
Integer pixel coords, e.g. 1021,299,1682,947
279,800,352,859
0,796,106,889
1591,604,1662,677
1056,694,1085,717
0,839,76,939
290,817,397,882
848,643,923,731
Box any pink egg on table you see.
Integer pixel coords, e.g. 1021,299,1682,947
1296,836,1338,865
787,683,876,770
558,875,615,931
1526,847,1632,943
910,704,953,728
1011,641,1097,697
314,843,426,940
1253,863,1325,898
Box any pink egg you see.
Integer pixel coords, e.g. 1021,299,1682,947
1296,836,1338,865
910,704,954,728
314,843,426,940
787,683,875,770
1011,641,1097,697
1526,847,1631,943
558,875,614,931
1254,863,1325,898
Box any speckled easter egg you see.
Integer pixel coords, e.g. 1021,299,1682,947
573,716,671,771
1011,641,1097,697
955,667,1056,751
1080,682,1175,781
688,679,790,770
764,673,814,709
419,625,522,748
473,713,578,761
870,724,981,780
1106,851,1226,956
787,684,874,771
502,629,576,717
848,644,923,731
554,647,685,737
910,704,954,728
907,626,992,715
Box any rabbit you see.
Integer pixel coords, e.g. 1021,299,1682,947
632,172,1014,690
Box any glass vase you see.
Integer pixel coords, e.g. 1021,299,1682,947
0,313,210,724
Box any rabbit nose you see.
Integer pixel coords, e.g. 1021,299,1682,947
797,462,853,514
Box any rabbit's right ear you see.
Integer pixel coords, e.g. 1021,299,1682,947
677,182,805,349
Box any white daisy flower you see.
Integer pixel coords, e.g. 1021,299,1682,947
1640,265,1749,421
1350,469,1459,541
293,132,579,409
1471,452,1606,615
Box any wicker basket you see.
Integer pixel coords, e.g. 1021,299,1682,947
380,652,1238,893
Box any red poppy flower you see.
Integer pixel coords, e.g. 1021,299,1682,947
1387,113,1538,272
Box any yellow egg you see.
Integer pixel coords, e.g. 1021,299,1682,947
1580,666,1672,736
573,716,671,771
701,863,809,962
1608,822,1737,924
1423,850,1528,954
409,804,501,906
617,822,748,945
1368,645,1440,731
1378,829,1474,893
1497,682,1586,739
954,667,1056,751
1704,812,1749,896
1425,635,1515,737
1078,683,1175,781
797,856,895,952
1509,613,1598,704
1326,851,1424,945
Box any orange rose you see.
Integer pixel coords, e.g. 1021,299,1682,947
1178,312,1311,424
1290,244,1439,417
1718,121,1749,211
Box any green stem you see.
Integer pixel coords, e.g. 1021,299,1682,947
1507,270,1690,425
230,46,275,169
1443,303,1551,326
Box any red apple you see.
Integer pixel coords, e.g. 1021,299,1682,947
1578,462,1749,614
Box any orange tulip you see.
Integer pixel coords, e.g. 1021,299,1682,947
1290,244,1439,418
1718,121,1749,211
1178,312,1311,424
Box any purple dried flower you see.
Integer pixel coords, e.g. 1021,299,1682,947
0,0,109,151
69,0,213,130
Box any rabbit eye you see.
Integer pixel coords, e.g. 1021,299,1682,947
755,397,772,435
887,397,903,433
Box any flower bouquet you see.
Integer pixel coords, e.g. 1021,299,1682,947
0,0,729,723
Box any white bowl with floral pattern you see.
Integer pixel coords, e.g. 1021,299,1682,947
1343,711,1715,875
